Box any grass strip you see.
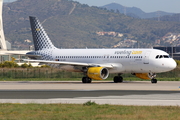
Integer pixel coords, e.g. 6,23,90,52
0,103,179,120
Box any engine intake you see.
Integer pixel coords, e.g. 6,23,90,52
87,67,109,80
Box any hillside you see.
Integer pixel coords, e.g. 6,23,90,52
101,3,174,19
150,13,180,22
2,0,180,49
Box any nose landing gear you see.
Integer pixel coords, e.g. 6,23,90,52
150,73,157,84
151,79,157,84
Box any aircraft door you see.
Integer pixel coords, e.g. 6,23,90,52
144,51,151,64
103,55,109,62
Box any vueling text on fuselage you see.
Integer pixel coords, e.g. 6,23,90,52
114,50,143,56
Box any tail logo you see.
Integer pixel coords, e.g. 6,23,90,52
36,28,40,31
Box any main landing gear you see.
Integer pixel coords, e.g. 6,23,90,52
82,77,92,83
113,74,123,83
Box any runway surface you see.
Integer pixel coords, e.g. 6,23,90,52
0,81,180,106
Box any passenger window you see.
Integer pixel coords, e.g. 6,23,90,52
159,55,163,58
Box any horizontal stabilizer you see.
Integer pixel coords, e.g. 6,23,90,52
4,52,41,59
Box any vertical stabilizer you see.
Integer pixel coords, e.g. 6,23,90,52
29,16,56,51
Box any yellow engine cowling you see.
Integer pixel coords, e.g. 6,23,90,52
87,67,109,80
135,73,153,80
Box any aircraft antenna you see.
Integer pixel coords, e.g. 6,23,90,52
157,11,161,21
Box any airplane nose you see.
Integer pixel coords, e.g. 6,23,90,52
169,60,177,70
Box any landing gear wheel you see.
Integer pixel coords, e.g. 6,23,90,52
113,76,123,83
113,76,119,83
151,79,157,84
82,77,92,83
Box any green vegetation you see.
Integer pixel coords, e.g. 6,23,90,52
0,103,179,120
176,60,180,66
83,101,98,106
0,60,179,81
0,61,50,68
0,61,19,68
3,0,180,49
0,67,179,81
151,13,180,22
20,63,33,68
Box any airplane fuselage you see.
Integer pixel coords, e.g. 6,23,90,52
31,48,176,74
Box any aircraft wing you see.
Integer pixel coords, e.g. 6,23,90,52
23,59,114,68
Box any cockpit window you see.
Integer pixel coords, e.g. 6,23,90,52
156,55,159,59
159,55,163,58
155,55,170,59
163,55,169,58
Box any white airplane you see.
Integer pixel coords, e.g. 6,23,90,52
25,16,177,84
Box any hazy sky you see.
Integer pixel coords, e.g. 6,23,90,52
73,0,180,13
3,0,180,13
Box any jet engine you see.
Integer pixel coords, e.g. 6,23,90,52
87,67,109,80
135,73,155,80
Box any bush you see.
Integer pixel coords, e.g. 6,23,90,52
0,63,3,67
83,101,98,106
41,64,50,68
175,60,180,66
21,63,33,68
1,61,19,68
